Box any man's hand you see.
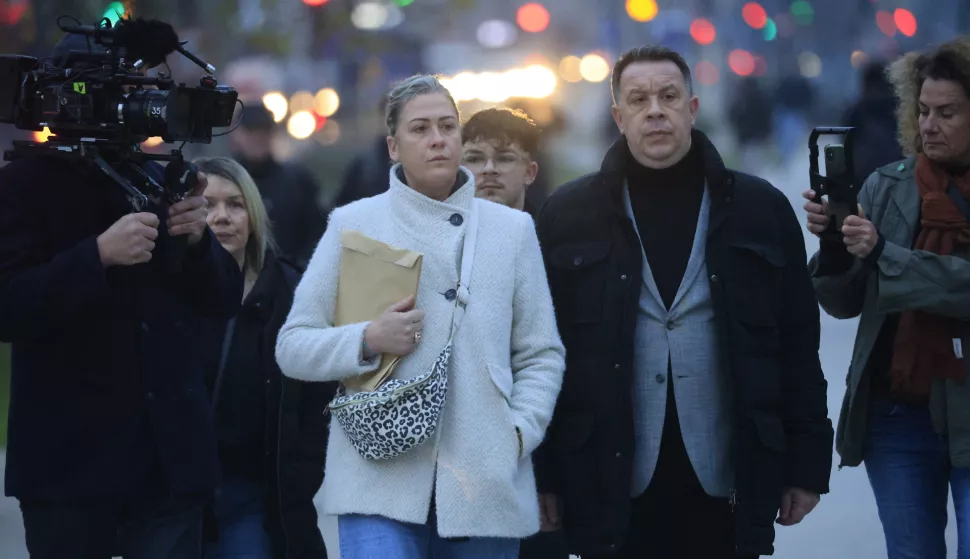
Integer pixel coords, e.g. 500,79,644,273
538,493,561,532
96,213,160,268
777,487,820,526
167,172,209,246
842,206,879,259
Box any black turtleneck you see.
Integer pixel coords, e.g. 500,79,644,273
626,143,705,309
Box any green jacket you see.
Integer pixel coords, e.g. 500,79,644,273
810,157,970,468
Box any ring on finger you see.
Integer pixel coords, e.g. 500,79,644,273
413,331,422,345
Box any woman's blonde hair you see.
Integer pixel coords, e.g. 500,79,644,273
192,157,276,274
889,36,970,156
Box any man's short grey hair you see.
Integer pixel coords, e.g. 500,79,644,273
385,74,460,136
611,46,694,104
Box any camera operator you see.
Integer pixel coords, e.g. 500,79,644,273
805,37,970,557
0,33,242,559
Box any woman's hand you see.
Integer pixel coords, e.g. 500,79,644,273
802,189,830,237
363,295,425,356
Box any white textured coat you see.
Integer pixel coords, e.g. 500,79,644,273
275,165,565,539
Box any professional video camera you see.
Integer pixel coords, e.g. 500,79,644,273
0,15,239,212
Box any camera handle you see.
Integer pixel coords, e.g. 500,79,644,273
809,127,857,243
159,158,201,275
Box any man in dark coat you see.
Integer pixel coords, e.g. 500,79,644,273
533,46,833,559
0,149,241,558
0,34,242,556
230,106,327,268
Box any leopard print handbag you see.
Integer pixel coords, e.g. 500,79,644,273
327,203,479,461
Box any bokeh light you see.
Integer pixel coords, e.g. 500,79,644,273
799,51,823,78
143,137,164,148
102,1,126,25
626,0,658,23
288,91,315,113
559,56,583,83
262,92,288,123
314,120,342,146
894,9,917,37
694,61,719,86
851,50,869,69
313,88,340,117
763,18,777,40
790,0,814,25
516,3,550,33
753,55,768,77
876,10,896,36
352,2,389,30
579,54,610,82
690,18,716,45
477,20,517,49
32,127,52,143
302,0,328,6
728,50,756,76
287,111,317,140
742,3,768,29
438,66,558,103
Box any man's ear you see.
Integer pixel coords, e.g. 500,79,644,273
524,160,539,186
611,104,624,135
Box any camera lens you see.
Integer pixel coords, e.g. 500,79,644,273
122,89,170,138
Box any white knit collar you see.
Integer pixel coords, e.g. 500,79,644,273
387,163,476,215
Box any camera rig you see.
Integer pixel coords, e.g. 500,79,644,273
0,16,239,211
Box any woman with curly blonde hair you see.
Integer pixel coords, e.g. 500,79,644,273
804,36,970,558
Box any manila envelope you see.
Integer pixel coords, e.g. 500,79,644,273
335,230,423,392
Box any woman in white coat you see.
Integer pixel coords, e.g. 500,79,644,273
275,74,565,558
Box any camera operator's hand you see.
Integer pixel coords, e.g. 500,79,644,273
802,189,830,237
96,213,160,268
842,207,879,259
167,172,209,246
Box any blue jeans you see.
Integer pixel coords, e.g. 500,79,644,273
865,398,970,559
338,512,520,559
205,477,273,559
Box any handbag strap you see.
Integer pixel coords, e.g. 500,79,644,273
451,201,479,337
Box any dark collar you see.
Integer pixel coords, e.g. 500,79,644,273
599,128,733,217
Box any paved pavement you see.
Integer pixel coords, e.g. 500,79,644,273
0,161,960,557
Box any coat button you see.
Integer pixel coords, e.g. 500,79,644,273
573,256,583,266
710,274,719,282
141,322,149,332
449,213,463,226
655,374,665,384
666,320,675,330
147,392,155,400
444,289,457,301
614,363,620,370
620,274,627,280
615,452,622,458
